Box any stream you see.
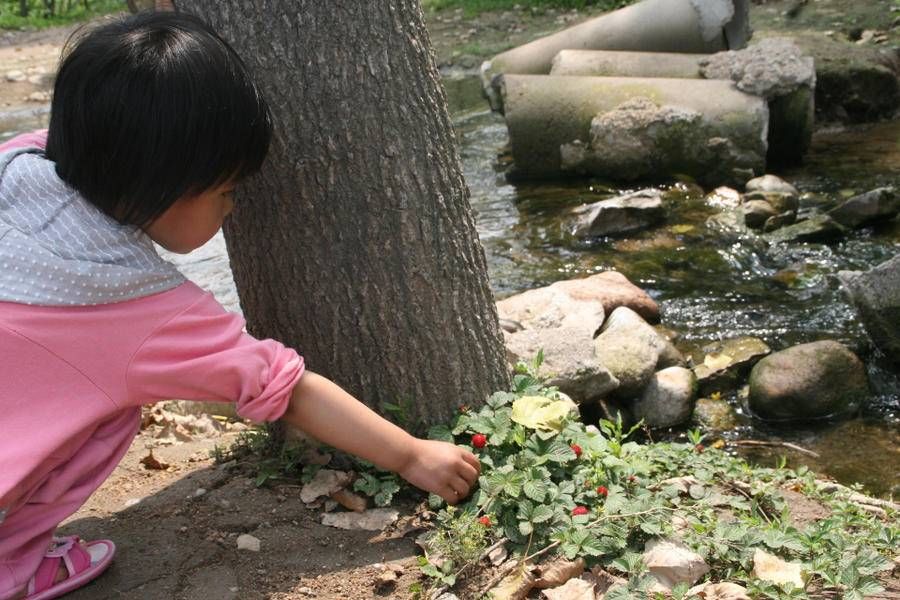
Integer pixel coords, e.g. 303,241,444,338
444,74,899,497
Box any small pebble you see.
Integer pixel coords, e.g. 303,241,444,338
194,488,207,497
236,533,261,552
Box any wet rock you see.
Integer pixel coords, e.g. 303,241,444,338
751,549,805,588
504,327,620,402
748,341,869,421
236,534,261,552
643,539,710,589
571,188,665,238
631,367,697,428
744,190,799,214
763,213,845,243
700,38,815,100
827,186,899,229
839,254,900,370
497,282,605,335
693,397,739,430
705,186,743,209
744,174,799,197
742,200,778,229
594,307,670,398
693,336,771,395
763,211,797,232
300,469,352,504
552,271,660,323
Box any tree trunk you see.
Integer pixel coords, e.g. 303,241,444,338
180,1,510,430
19,0,28,17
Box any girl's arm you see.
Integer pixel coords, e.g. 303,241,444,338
281,370,480,504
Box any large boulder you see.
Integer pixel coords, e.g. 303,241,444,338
632,367,697,428
504,326,620,401
748,341,869,420
594,307,672,398
497,283,605,335
552,270,660,323
827,186,899,229
572,188,666,238
839,254,900,371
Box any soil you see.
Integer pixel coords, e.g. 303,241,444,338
2,3,899,599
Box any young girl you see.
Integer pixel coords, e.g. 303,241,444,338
0,12,480,600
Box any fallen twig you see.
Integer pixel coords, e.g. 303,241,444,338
728,439,820,458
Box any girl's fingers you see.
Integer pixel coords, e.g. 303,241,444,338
458,461,479,485
460,449,481,473
442,486,461,505
450,475,471,497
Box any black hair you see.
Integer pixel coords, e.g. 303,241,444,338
45,11,272,227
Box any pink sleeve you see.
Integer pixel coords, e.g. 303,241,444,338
0,130,48,153
127,292,305,422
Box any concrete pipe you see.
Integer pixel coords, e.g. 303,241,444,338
549,42,814,165
500,74,768,186
481,0,751,108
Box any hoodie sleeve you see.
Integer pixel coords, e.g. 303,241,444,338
0,130,48,153
126,290,305,422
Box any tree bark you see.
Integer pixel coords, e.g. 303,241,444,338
180,1,510,430
19,0,29,17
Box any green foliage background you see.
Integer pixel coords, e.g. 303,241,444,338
422,0,634,15
0,0,123,30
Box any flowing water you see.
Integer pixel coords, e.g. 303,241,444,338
2,81,897,496
444,74,900,497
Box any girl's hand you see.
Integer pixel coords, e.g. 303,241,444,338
398,439,480,504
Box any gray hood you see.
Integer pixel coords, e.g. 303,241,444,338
0,147,184,306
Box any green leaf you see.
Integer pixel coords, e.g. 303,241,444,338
531,504,554,523
523,478,549,503
427,424,454,443
518,520,534,536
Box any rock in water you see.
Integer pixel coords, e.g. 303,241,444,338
744,174,798,196
594,307,671,398
496,283,605,335
763,213,845,244
828,186,899,229
839,254,900,371
571,188,665,238
748,341,869,420
551,271,660,323
632,367,697,428
693,336,771,395
742,200,778,229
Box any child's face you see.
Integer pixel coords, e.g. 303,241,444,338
145,182,235,253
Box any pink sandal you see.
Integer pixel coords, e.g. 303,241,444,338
24,536,115,600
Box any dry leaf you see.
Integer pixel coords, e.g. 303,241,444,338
534,557,586,588
330,488,368,512
511,395,578,431
588,566,627,595
703,353,733,371
688,582,751,600
542,577,595,600
140,450,170,470
751,548,805,588
490,567,536,600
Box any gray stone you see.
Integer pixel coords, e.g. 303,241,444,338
632,367,697,428
236,534,261,552
742,200,778,229
744,174,799,197
504,327,620,402
552,271,660,323
594,307,670,398
497,283,605,335
572,188,665,238
692,397,739,430
693,336,771,395
763,213,845,243
745,190,799,214
321,508,399,531
828,186,899,229
748,341,869,421
700,38,815,100
839,254,900,371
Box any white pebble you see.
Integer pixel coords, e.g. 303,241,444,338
236,534,261,552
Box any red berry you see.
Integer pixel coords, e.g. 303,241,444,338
628,475,638,483
596,485,608,497
471,433,487,449
571,506,589,516
478,516,491,527
570,444,582,458
695,443,705,453
458,404,469,413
